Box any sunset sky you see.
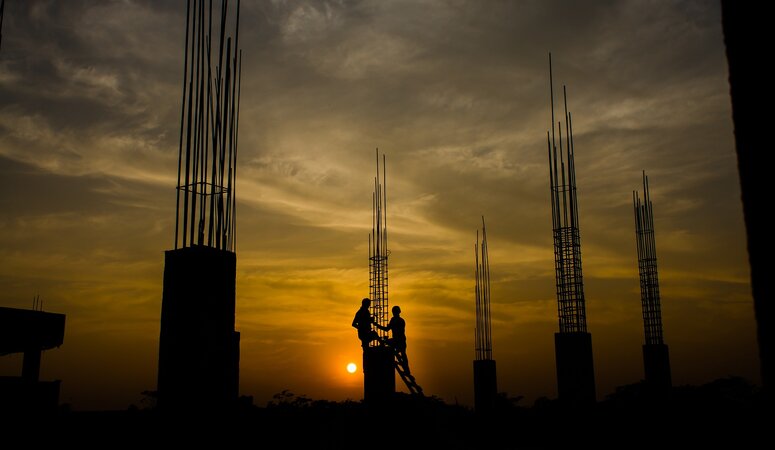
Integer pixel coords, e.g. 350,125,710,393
0,1,759,411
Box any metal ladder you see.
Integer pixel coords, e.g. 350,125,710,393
393,349,424,396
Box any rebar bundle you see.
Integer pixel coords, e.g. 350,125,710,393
633,172,664,345
369,149,389,343
547,53,588,334
174,0,242,252
475,217,493,361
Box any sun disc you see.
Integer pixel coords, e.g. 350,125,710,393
347,362,357,373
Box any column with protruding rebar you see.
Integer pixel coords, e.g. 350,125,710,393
157,0,243,411
363,149,395,404
634,172,672,394
474,217,498,413
546,54,596,406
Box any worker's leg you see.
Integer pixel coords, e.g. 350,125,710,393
398,345,411,375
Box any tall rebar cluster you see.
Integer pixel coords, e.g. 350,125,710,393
546,53,587,334
633,172,664,345
475,217,493,361
369,149,389,344
546,53,596,405
174,0,242,253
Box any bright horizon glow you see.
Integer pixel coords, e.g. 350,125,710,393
346,363,357,374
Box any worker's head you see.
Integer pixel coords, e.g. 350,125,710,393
362,298,370,307
392,305,401,315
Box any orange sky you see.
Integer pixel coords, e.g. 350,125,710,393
0,1,759,410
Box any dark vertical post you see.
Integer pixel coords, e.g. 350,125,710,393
22,348,42,382
721,0,770,395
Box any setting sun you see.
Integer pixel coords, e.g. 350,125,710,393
346,363,357,374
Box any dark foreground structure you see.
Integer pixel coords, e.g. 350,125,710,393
4,378,766,449
363,346,395,404
158,246,239,409
156,0,243,411
545,54,596,406
0,306,65,414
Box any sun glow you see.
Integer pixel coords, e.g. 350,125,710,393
346,362,357,374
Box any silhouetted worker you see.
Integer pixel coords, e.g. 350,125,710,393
352,298,379,348
377,305,411,375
